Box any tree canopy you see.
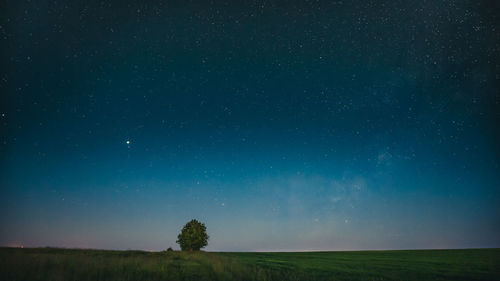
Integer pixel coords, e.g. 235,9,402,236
176,219,209,251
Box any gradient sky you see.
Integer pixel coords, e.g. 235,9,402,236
1,1,499,251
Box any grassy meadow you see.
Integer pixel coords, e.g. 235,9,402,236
0,247,499,281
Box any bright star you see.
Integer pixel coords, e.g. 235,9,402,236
126,140,130,145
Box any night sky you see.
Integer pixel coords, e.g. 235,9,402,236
1,1,499,251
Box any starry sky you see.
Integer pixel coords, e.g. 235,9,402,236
0,1,499,251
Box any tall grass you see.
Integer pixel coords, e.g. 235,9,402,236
1,248,499,281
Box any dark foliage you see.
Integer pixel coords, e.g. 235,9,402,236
176,219,209,251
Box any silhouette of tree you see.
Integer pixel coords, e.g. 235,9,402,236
176,219,209,251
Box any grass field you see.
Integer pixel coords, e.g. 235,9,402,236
0,247,499,281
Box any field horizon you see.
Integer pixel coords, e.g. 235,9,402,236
2,246,499,252
1,247,499,281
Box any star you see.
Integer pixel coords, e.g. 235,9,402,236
126,140,130,145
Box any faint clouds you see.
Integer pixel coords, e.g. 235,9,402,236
330,196,342,203
377,150,392,166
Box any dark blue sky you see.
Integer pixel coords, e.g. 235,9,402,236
1,1,499,251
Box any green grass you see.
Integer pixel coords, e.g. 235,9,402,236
1,247,499,281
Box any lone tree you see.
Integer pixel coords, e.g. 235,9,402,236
176,219,209,251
